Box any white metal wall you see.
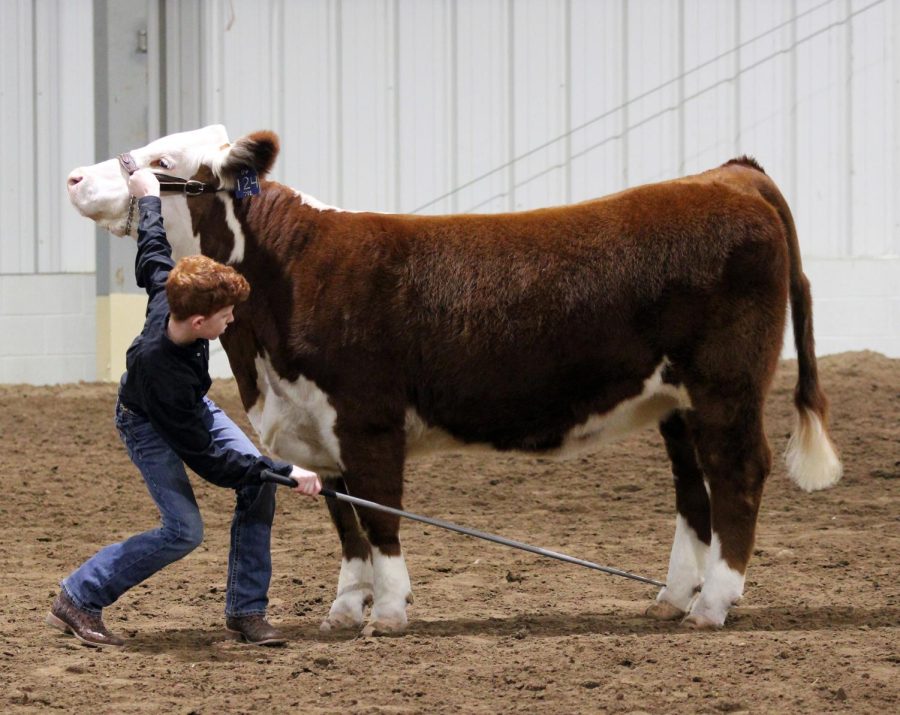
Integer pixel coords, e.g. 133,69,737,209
0,0,95,275
159,0,898,260
1,0,898,384
0,0,96,383
163,0,899,362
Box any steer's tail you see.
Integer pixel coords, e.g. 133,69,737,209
759,179,842,491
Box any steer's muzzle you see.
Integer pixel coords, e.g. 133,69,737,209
67,171,83,190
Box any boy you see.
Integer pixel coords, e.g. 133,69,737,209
47,169,320,648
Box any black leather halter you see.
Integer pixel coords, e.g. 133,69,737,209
117,151,226,235
117,152,224,196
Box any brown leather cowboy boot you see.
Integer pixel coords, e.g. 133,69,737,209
46,590,125,648
225,615,286,646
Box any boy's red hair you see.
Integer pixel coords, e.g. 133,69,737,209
166,255,250,320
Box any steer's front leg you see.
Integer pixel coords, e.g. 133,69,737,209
338,424,413,635
320,476,375,631
365,548,413,636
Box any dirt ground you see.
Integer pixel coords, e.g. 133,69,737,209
0,351,897,714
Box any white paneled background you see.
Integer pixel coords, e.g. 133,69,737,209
1,0,898,384
0,0,95,275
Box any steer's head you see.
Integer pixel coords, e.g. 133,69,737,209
66,125,279,258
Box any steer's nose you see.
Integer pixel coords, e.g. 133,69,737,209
67,170,84,190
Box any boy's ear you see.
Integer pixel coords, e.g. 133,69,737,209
219,130,280,179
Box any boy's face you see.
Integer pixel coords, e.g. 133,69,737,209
191,305,235,340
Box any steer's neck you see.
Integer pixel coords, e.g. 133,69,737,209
194,179,330,407
189,180,307,264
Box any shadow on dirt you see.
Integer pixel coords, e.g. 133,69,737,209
119,604,899,656
403,605,900,638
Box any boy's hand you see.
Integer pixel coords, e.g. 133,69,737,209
290,465,322,497
129,169,160,198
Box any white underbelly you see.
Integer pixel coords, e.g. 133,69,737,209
247,357,690,471
247,355,344,473
405,361,691,460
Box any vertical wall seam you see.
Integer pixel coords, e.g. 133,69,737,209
789,0,798,213
147,0,160,139
507,0,515,211
894,0,900,251
677,0,685,175
621,0,629,188
564,0,572,204
216,0,225,125
275,0,286,175
393,0,401,212
159,0,167,135
93,0,110,296
734,0,742,154
335,0,343,206
845,0,853,256
31,0,39,274
449,0,458,213
197,2,204,126
51,2,61,272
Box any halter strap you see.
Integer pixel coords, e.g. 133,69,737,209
117,152,225,196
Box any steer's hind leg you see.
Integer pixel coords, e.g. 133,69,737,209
320,476,375,632
647,410,711,621
339,428,412,636
683,402,771,629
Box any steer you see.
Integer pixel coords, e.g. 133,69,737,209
67,125,842,633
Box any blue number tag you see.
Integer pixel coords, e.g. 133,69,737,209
234,168,260,198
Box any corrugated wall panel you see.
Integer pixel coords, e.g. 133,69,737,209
33,0,95,274
451,0,510,214
795,0,852,258
162,0,898,252
3,0,899,386
166,0,204,131
510,0,567,211
625,0,682,187
398,0,452,214
340,0,395,210
568,1,627,203
737,0,796,207
217,2,281,139
850,0,892,257
279,0,340,203
0,0,93,276
894,0,900,255
0,0,36,274
55,1,96,272
683,0,740,174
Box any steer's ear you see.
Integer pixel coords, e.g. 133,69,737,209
219,130,280,179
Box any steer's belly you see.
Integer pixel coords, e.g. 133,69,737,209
247,356,690,471
405,361,691,460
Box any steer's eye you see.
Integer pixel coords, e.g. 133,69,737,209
153,158,174,171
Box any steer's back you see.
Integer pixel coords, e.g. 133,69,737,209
389,162,781,318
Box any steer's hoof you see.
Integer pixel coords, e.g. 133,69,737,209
360,623,402,638
682,612,723,630
645,601,685,621
361,615,407,638
320,611,364,633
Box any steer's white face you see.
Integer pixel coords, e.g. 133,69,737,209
66,124,231,257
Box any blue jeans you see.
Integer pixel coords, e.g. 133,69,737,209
62,397,277,618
